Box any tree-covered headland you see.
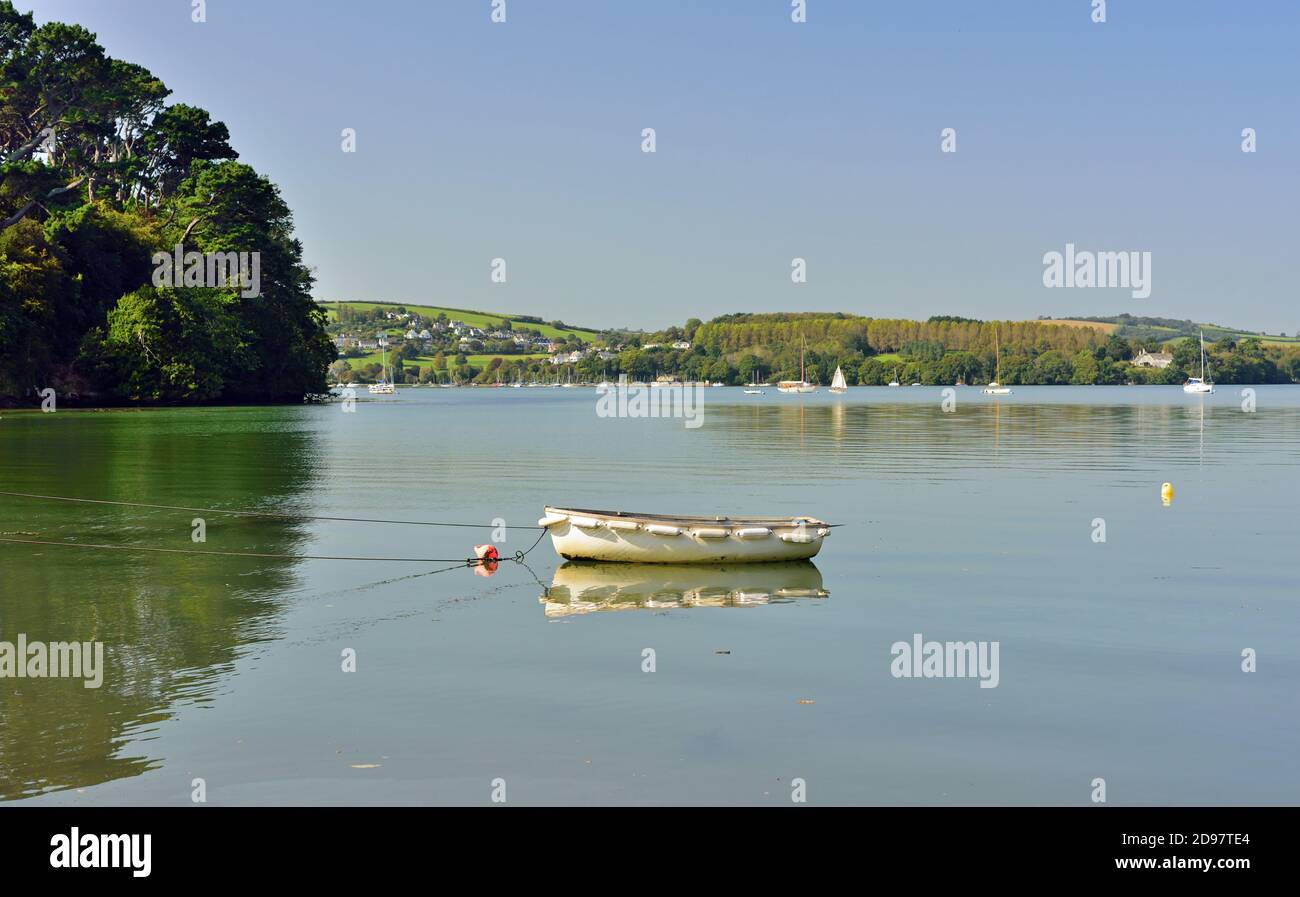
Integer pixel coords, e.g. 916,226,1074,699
0,2,331,405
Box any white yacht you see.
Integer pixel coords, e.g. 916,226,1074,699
1183,331,1214,394
368,333,396,394
982,329,1011,395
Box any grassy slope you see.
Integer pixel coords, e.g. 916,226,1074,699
1198,326,1300,346
1158,328,1300,348
1046,316,1297,346
338,349,550,370
321,301,598,342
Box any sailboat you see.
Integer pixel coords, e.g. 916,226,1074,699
982,329,1011,395
778,338,817,393
744,366,765,395
368,333,396,394
829,365,848,394
1183,331,1214,394
887,368,900,387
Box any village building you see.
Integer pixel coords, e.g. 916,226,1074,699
1132,351,1173,369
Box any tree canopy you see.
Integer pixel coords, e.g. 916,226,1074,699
0,1,330,403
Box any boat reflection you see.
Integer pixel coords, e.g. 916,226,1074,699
540,560,828,617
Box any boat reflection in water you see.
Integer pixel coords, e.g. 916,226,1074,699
540,560,828,617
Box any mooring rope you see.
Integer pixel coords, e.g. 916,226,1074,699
0,490,544,530
0,528,551,567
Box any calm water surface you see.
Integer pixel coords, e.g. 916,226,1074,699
2,386,1297,805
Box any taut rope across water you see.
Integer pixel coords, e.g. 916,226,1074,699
0,489,551,570
0,490,545,530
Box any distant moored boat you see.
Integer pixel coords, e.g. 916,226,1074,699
982,328,1012,395
778,337,818,393
1183,331,1215,394
368,333,396,394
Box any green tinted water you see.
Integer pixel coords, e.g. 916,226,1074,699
2,387,1297,804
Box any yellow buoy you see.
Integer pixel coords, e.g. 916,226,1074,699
1161,482,1173,505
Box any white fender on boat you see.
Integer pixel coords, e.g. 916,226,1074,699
734,527,772,539
538,513,568,528
569,516,601,529
605,520,639,531
644,524,681,536
691,527,730,539
780,531,818,544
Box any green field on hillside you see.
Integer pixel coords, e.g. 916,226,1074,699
1051,315,1299,348
337,349,550,371
1202,327,1300,345
1161,331,1300,348
320,301,598,342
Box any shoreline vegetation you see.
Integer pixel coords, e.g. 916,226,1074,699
326,306,1300,391
0,3,332,409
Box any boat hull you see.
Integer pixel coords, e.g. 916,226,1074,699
540,507,830,564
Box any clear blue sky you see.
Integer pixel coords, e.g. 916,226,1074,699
28,1,1300,332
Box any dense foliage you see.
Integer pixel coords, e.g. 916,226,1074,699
0,2,331,403
437,313,1300,387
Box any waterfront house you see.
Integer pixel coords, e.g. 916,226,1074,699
1133,351,1173,369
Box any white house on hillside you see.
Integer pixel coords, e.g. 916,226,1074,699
1133,351,1173,369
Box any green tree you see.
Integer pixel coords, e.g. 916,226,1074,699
1033,350,1074,384
101,286,241,401
857,358,889,385
1070,349,1100,384
0,3,331,404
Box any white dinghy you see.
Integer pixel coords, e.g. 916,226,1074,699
538,507,832,564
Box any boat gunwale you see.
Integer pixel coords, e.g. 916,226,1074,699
545,506,831,528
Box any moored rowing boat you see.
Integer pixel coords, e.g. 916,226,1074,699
538,507,832,563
